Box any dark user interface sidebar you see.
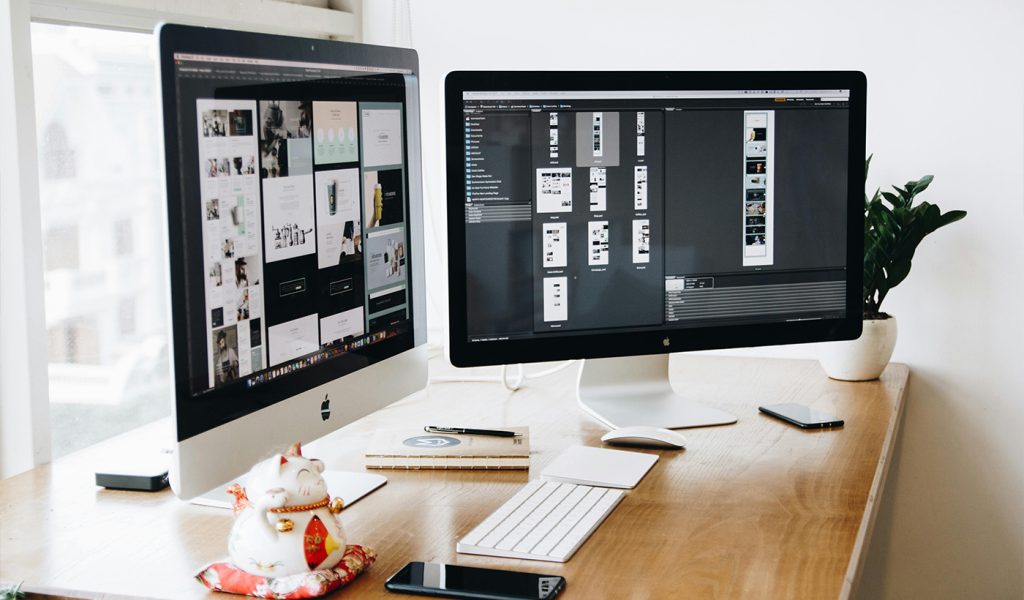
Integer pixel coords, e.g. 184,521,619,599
464,109,532,223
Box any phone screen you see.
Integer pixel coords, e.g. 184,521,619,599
386,562,565,600
759,403,844,428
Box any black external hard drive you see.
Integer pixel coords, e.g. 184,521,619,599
95,456,170,491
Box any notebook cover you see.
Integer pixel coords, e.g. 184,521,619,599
365,427,529,470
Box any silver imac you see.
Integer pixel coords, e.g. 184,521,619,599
157,24,427,501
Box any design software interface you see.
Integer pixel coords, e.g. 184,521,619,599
172,54,414,396
462,89,850,342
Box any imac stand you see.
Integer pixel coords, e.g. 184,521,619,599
577,354,737,429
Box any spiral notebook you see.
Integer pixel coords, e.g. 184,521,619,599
365,426,530,470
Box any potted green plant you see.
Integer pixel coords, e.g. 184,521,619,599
820,156,966,381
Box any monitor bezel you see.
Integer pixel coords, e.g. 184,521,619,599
445,71,866,367
158,24,425,441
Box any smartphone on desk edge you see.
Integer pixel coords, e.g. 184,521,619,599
385,561,565,600
759,403,844,429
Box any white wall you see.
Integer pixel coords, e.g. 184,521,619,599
365,1,1024,597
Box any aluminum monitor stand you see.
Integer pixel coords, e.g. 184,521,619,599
577,355,737,429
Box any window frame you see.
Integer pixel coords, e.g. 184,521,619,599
29,0,361,39
0,0,360,478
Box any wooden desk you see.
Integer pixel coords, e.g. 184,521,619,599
0,356,908,599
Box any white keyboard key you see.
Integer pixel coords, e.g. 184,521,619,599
595,488,623,510
460,480,544,546
496,484,573,550
460,521,496,547
478,481,559,548
512,485,576,553
551,494,611,559
495,520,538,551
527,486,590,556
530,487,603,556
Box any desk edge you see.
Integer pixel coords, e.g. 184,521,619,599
839,363,910,600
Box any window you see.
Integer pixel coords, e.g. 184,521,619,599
40,122,75,180
44,225,79,271
114,218,133,256
32,23,171,458
47,318,100,365
0,0,358,477
118,298,136,336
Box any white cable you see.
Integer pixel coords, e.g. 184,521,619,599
429,360,577,391
500,364,525,391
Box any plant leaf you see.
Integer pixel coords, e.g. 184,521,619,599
881,191,901,208
936,209,967,229
860,164,965,315
886,258,913,289
911,175,934,195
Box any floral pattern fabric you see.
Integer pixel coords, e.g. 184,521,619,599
196,544,376,599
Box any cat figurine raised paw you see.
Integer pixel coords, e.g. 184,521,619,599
227,442,347,577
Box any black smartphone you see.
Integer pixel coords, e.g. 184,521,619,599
385,562,565,600
759,403,844,429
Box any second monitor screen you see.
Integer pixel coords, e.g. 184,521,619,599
462,90,850,342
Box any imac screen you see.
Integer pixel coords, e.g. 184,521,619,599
167,49,416,439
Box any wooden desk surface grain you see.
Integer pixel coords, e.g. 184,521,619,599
0,356,908,600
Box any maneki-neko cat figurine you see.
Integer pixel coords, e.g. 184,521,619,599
226,442,347,577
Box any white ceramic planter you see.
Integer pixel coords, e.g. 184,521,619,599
819,317,898,381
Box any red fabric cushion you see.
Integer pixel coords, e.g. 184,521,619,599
195,544,376,598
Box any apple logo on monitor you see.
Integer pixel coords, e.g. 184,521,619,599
321,395,331,421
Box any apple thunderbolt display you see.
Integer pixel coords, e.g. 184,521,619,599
446,72,866,428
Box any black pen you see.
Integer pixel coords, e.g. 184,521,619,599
424,426,522,438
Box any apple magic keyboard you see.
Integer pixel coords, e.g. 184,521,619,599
457,479,624,562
